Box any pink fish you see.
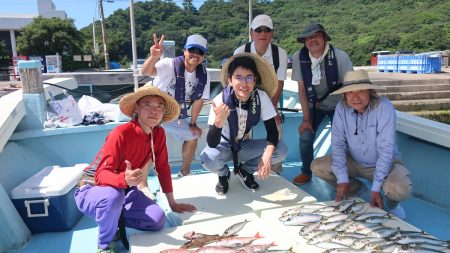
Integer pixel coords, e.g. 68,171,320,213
206,232,264,248
238,241,277,253
160,248,196,253
195,246,239,253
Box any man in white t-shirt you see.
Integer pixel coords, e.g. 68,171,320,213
142,34,210,177
234,14,288,174
200,53,288,195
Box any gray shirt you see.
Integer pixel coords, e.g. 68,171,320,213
292,46,353,110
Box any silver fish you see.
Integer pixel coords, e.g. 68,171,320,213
315,241,349,249
366,227,399,238
299,222,321,236
306,231,337,245
322,249,375,253
354,212,389,221
283,213,322,226
329,235,359,247
222,219,249,236
351,237,385,249
317,221,343,231
324,213,350,223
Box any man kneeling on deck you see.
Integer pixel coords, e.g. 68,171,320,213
311,70,412,219
200,53,288,195
75,86,196,253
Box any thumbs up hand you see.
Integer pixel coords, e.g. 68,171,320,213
124,160,144,186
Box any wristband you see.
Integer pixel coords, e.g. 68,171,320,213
189,123,197,127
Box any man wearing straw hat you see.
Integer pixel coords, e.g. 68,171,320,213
292,23,354,186
234,14,288,174
200,53,288,195
75,86,196,253
311,70,412,219
142,33,210,177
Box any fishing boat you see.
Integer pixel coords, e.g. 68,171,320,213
1,60,450,252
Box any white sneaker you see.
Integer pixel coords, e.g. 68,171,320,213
388,204,406,219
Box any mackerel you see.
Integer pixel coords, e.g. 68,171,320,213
283,213,322,226
315,241,349,249
306,231,337,245
222,219,249,236
298,222,321,236
317,221,344,230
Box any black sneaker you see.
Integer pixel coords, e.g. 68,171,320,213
215,170,231,195
235,166,259,191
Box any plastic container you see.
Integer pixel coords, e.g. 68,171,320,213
10,164,87,233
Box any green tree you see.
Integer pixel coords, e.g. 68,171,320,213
16,17,85,71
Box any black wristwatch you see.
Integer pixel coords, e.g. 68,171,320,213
189,123,197,127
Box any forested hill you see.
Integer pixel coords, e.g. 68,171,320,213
80,0,450,67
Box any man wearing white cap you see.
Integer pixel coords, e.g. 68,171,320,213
142,34,210,177
234,14,288,174
311,70,412,219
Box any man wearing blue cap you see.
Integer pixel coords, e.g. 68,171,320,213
142,34,210,177
291,23,353,186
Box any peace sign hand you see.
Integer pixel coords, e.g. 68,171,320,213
150,34,165,59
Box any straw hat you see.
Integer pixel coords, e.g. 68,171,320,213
119,85,180,123
331,70,386,95
221,53,278,98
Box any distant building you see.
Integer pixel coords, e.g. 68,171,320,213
0,0,67,60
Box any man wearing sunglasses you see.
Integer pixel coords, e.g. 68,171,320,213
142,34,210,178
234,14,288,174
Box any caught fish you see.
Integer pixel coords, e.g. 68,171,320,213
181,234,233,249
222,219,250,236
322,249,375,253
317,221,343,231
195,246,238,253
354,212,389,221
238,241,276,253
315,241,349,249
299,222,321,236
160,249,196,253
206,232,263,248
366,227,399,238
283,213,322,226
306,231,337,245
183,231,219,240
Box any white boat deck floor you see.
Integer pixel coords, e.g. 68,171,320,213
7,162,450,253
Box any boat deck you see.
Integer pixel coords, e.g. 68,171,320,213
8,162,450,253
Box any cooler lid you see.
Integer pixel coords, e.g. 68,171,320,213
10,164,88,199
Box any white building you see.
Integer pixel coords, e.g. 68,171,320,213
0,0,67,59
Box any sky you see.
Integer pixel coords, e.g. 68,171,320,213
0,0,206,29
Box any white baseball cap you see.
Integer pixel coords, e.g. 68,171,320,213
251,14,273,30
184,34,207,52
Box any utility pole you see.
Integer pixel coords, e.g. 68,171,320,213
99,0,110,70
248,0,253,42
92,17,99,55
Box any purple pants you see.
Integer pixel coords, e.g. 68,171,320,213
74,185,166,249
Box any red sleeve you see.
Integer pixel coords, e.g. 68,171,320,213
153,127,173,193
94,128,128,188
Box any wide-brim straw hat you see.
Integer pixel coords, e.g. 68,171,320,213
119,85,180,123
221,52,278,98
331,70,386,95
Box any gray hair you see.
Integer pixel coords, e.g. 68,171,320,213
343,90,381,109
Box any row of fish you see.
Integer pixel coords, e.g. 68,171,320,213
278,200,450,253
161,219,295,253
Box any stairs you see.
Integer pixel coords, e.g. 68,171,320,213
370,72,450,113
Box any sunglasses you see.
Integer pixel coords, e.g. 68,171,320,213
233,75,256,84
254,27,273,33
187,47,206,56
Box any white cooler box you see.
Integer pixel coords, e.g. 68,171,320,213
10,164,88,233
